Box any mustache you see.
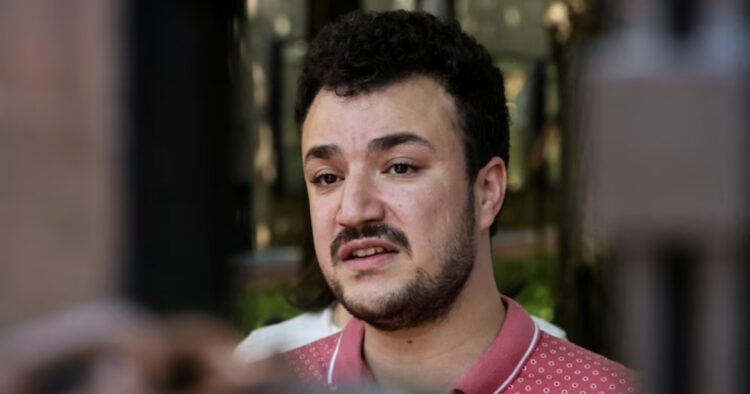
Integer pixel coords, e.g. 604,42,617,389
330,223,411,261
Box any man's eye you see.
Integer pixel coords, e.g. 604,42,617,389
313,173,341,185
388,163,417,175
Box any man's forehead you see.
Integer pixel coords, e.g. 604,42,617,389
300,77,461,152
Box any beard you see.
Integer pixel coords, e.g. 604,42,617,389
327,192,477,331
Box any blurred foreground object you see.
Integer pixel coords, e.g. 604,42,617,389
0,0,121,327
581,0,749,393
0,300,298,394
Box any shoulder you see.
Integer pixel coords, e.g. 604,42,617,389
280,332,342,385
235,309,338,362
507,332,639,394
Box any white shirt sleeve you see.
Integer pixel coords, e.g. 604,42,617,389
234,306,341,363
531,316,567,340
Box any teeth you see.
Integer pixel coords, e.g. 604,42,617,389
352,247,385,258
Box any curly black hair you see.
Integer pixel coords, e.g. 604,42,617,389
295,10,510,181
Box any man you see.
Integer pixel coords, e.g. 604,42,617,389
284,10,637,393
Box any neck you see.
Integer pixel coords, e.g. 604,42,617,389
362,239,505,392
332,301,352,328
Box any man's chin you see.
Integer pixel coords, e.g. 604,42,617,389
338,295,391,319
329,271,460,331
340,300,409,332
333,275,405,304
337,288,437,332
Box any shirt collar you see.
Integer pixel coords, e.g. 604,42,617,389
328,318,371,388
327,295,540,393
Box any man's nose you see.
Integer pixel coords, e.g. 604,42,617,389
335,171,385,228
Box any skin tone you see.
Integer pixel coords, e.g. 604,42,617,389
332,302,352,328
301,76,508,392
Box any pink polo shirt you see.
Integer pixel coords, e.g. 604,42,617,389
282,297,639,393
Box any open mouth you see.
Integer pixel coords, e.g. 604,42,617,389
347,246,395,259
340,242,399,263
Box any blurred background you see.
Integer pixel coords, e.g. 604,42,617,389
0,0,747,393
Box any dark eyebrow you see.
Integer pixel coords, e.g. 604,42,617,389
304,144,342,165
367,132,434,153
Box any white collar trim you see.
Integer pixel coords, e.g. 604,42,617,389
327,333,344,387
493,321,540,394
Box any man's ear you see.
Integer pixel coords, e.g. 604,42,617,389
474,157,507,232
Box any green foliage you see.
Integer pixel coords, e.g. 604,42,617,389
234,282,302,334
493,253,557,322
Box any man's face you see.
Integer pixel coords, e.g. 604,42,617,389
301,76,478,330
